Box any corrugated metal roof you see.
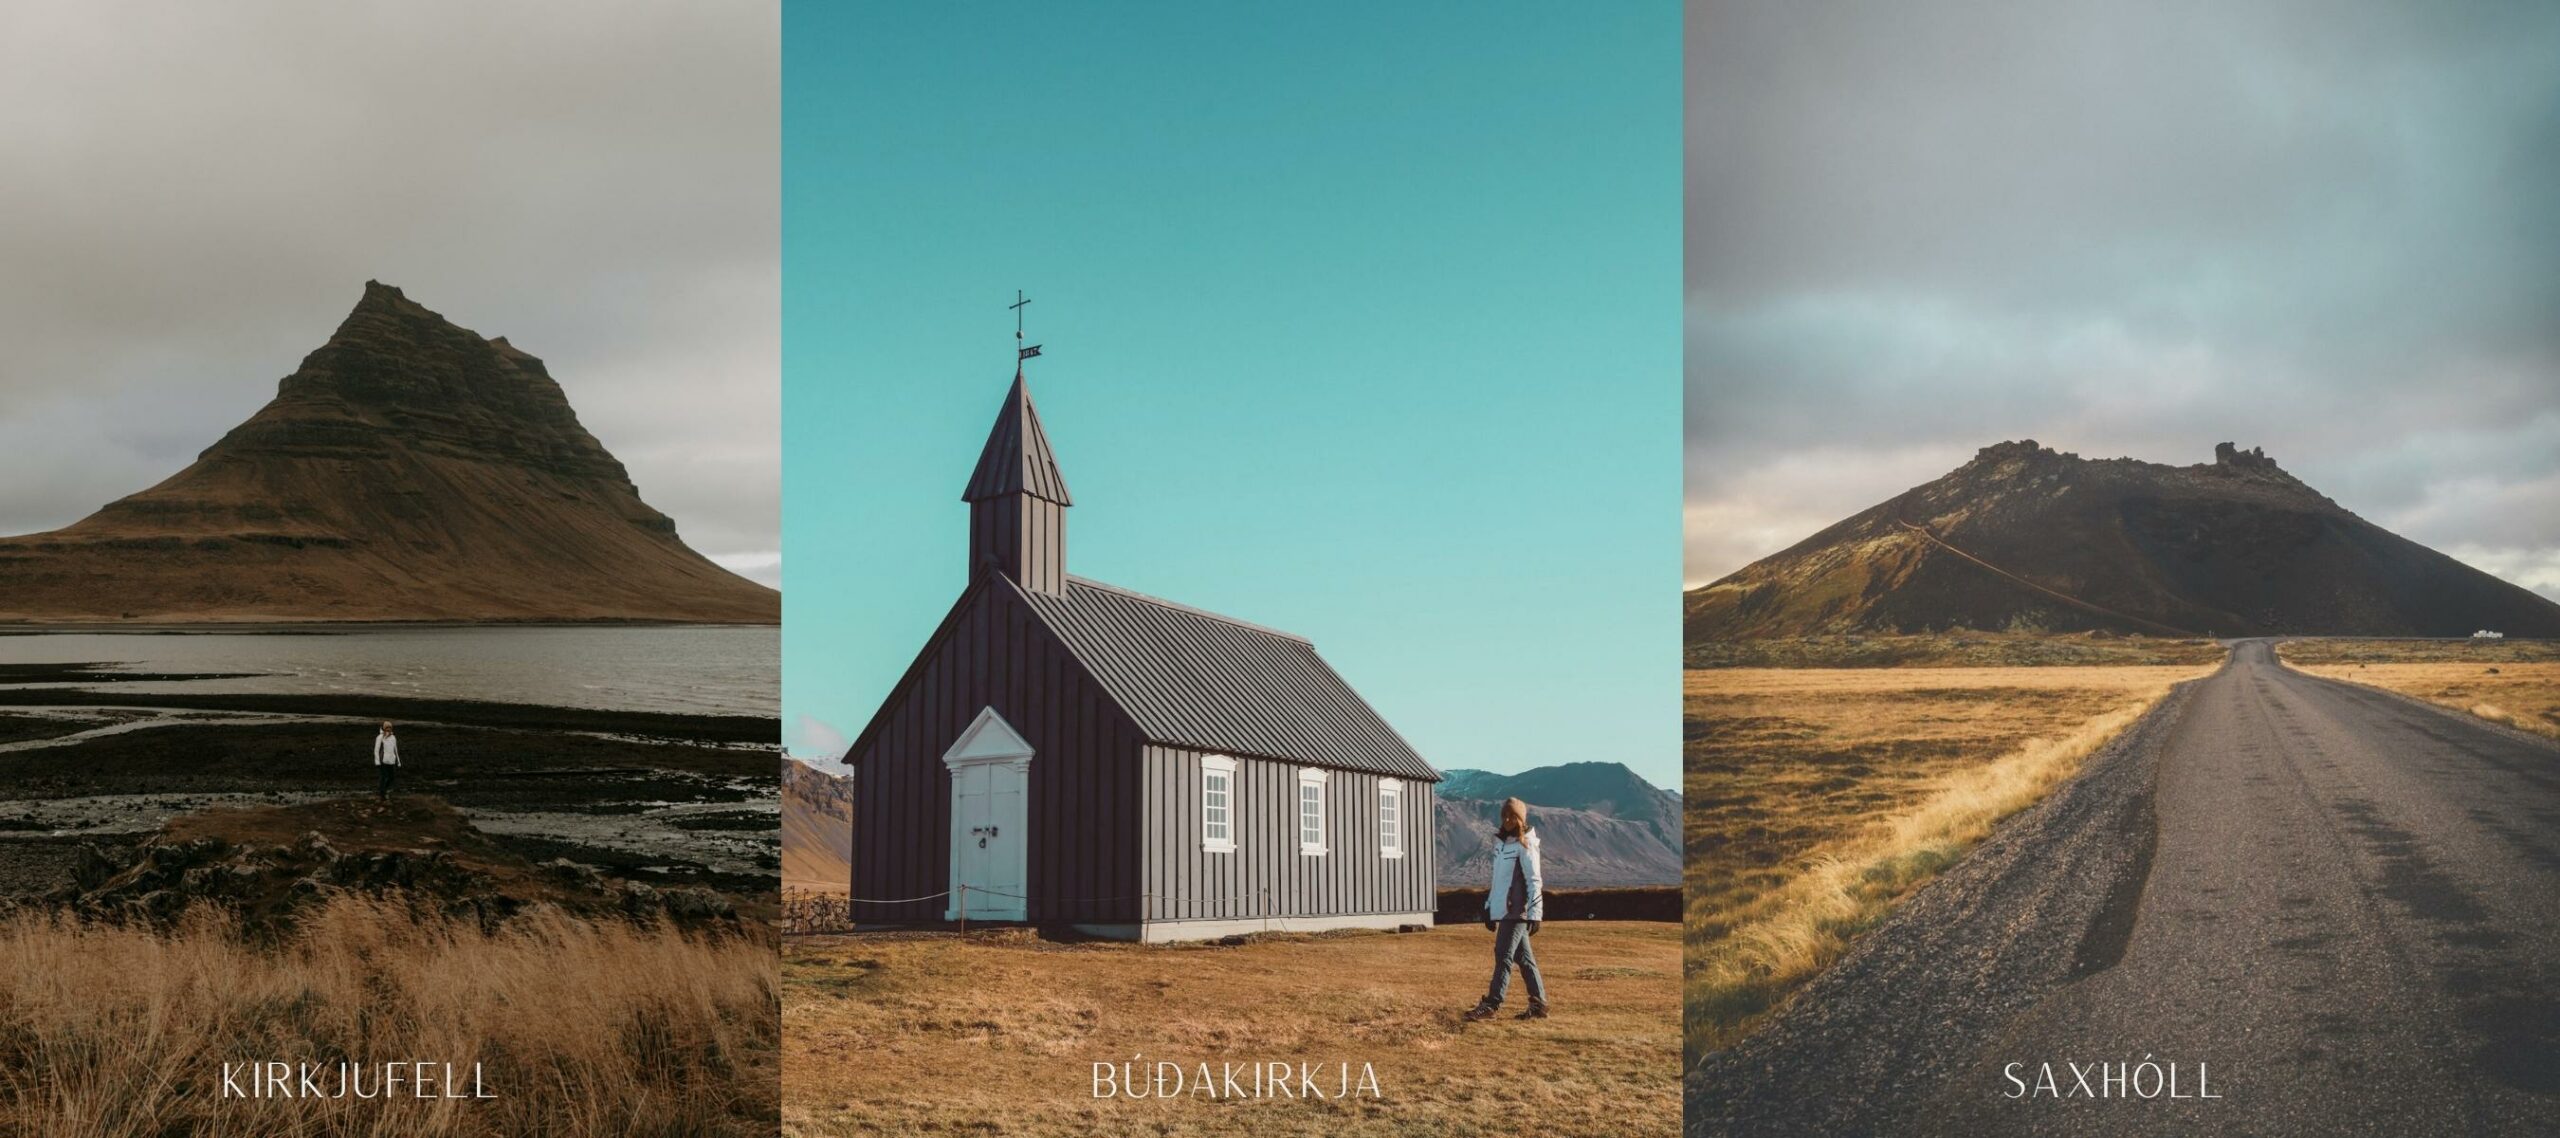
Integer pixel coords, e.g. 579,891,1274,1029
962,370,1072,505
1018,576,1441,782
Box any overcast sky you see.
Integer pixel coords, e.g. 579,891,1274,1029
0,1,778,584
1688,1,2560,599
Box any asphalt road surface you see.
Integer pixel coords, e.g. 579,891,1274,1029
1689,639,2560,1137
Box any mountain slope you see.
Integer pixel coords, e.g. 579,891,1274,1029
0,282,777,623
1688,440,2560,640
781,757,852,894
1436,762,1682,888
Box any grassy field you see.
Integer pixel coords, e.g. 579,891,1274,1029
1682,647,2217,1061
2280,638,2560,741
0,898,779,1138
782,922,1679,1137
1686,631,2228,669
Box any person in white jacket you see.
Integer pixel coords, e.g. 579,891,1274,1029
373,721,400,799
1465,797,1549,1021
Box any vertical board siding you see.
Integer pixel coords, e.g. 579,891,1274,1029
966,497,1066,596
1140,749,1436,922
848,583,1144,924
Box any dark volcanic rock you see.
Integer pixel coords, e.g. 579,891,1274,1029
0,282,777,623
1687,440,2560,639
31,797,737,935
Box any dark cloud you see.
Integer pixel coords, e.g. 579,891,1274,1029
1687,0,2560,598
0,0,777,583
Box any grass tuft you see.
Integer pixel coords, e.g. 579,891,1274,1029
0,897,778,1137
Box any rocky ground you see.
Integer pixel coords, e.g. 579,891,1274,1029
0,667,777,919
23,797,741,935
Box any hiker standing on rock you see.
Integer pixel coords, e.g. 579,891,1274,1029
1465,797,1548,1022
373,721,400,799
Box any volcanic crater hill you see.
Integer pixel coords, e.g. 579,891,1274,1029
1687,440,2560,640
0,282,778,623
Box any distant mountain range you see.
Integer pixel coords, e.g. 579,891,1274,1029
0,282,777,623
777,757,1681,894
1436,761,1681,888
1688,440,2560,640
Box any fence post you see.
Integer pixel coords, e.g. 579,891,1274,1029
957,883,967,936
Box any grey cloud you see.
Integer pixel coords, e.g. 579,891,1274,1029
0,0,777,568
1687,0,2560,598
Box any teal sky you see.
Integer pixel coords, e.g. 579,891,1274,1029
782,2,1680,789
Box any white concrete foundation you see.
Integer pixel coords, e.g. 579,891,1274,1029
1072,911,1435,943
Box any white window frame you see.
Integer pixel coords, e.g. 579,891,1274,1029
1379,778,1403,859
1200,754,1237,854
1297,767,1329,856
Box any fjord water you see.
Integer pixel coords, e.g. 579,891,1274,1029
0,626,777,718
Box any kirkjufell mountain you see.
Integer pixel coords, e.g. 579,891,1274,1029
0,282,778,623
1688,440,2560,640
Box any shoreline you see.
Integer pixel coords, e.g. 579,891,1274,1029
0,676,773,743
0,695,779,907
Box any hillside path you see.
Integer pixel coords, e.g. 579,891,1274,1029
1688,639,2560,1136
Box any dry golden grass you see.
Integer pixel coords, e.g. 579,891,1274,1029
1683,661,2212,1061
782,922,1679,1137
1687,631,2228,669
2279,639,2560,741
0,898,778,1137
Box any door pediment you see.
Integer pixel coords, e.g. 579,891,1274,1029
945,706,1035,772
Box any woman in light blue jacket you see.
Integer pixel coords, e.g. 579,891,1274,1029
1465,797,1548,1021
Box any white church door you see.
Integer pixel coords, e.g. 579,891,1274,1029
942,707,1032,921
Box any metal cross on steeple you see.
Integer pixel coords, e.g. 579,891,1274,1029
1011,290,1041,363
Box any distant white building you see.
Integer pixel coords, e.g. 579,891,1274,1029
2474,630,2506,640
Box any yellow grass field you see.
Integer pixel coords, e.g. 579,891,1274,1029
1683,660,2214,1059
782,923,1679,1137
2279,639,2560,741
0,900,779,1138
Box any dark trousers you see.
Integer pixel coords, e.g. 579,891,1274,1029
1484,918,1546,1006
376,764,396,797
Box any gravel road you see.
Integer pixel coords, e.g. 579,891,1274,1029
1688,639,2559,1136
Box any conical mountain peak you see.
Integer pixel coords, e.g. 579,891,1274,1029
0,283,777,623
352,278,425,314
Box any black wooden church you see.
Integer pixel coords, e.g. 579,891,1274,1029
844,361,1441,941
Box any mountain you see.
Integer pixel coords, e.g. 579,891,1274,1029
1435,762,1681,888
0,282,777,623
1688,440,2560,640
781,757,852,894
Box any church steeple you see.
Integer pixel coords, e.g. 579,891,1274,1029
963,366,1070,594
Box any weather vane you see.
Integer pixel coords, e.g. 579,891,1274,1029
1011,290,1040,363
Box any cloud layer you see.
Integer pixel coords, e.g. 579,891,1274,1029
0,1,778,583
1687,1,2560,597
